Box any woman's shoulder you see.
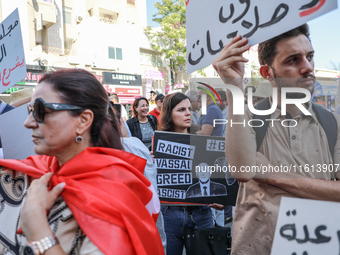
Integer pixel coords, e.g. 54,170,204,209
126,116,137,124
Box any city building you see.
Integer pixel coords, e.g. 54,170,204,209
0,0,169,105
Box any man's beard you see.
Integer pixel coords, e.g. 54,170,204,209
272,68,315,99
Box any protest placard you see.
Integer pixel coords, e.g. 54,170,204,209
153,131,239,205
0,8,26,93
0,105,35,159
271,197,340,255
186,0,337,73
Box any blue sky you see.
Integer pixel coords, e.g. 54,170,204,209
146,0,340,70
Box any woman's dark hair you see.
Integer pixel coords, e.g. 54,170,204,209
132,97,149,116
39,69,123,150
158,92,194,133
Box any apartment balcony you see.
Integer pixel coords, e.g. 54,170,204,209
86,0,122,17
36,0,57,28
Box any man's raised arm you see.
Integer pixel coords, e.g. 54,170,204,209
212,35,256,182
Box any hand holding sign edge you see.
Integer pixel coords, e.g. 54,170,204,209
212,35,250,88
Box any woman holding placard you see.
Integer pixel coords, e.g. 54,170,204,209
158,92,213,255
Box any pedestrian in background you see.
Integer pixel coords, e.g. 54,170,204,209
127,97,157,151
149,93,165,119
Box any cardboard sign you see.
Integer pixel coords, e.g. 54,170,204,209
153,131,239,205
0,8,26,93
186,0,337,73
271,197,340,255
0,105,35,159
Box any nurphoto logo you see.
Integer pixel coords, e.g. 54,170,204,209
196,81,312,128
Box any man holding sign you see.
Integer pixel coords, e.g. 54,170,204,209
212,24,340,255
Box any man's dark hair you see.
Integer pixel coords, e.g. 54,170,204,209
111,93,119,103
258,24,310,66
217,90,226,102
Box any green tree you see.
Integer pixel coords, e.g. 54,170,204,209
144,0,186,85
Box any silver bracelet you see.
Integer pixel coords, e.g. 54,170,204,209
23,235,59,255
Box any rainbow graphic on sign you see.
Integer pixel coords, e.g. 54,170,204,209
196,82,222,106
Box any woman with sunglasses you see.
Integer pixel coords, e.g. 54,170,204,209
0,69,163,255
127,97,157,151
158,92,213,255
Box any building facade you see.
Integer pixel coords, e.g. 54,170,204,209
0,0,168,104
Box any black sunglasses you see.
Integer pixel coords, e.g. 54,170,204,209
27,98,83,123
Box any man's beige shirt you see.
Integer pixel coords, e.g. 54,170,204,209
231,102,340,255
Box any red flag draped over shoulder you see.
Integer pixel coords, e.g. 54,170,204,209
0,147,164,255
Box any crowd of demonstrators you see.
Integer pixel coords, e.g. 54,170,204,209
127,97,158,151
158,92,213,255
212,24,340,255
0,69,164,255
3,24,339,255
149,93,165,119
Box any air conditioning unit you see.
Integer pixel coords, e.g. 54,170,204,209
76,15,83,23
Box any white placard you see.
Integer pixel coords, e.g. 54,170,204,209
0,105,35,159
0,8,26,93
271,197,340,255
186,0,338,74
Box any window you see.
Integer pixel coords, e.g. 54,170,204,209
108,47,123,60
140,49,162,67
63,7,72,25
108,47,115,59
116,48,122,60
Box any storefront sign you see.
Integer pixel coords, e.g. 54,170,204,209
145,78,153,97
25,72,44,83
102,72,142,86
145,70,164,80
115,87,141,95
174,83,185,89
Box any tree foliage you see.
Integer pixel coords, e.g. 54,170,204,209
144,0,186,84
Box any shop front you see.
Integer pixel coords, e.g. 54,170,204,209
102,72,142,118
102,72,142,103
